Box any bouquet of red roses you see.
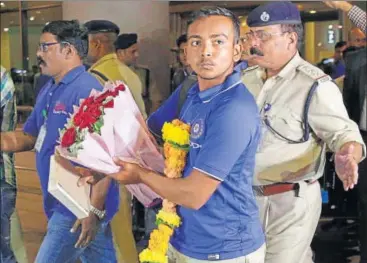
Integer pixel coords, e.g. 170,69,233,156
55,81,163,207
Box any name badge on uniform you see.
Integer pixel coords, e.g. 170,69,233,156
35,124,47,152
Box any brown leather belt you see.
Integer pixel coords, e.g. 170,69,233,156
261,183,298,196
256,181,318,196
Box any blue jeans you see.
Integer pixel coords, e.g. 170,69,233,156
0,180,17,263
35,212,117,263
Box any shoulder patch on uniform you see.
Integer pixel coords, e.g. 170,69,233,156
297,64,327,80
242,65,259,73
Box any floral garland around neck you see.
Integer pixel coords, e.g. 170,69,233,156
139,119,191,263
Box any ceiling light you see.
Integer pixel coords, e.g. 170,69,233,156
338,25,343,29
4,28,9,32
0,2,5,7
309,10,317,14
29,16,35,21
328,25,333,29
317,42,322,47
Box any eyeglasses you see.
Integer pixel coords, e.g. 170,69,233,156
243,31,288,42
38,41,70,52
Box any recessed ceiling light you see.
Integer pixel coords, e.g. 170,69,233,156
338,25,343,29
309,10,317,14
0,2,5,7
29,16,35,21
4,28,9,32
328,25,333,29
317,42,322,47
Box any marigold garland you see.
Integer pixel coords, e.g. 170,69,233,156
139,119,190,263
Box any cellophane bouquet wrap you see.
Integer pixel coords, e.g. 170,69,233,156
56,81,163,207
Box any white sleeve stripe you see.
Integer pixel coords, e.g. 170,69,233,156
193,167,224,181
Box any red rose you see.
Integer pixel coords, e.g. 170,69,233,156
96,91,113,103
61,127,76,147
80,97,95,109
87,104,102,118
104,100,114,108
73,112,83,126
116,84,125,92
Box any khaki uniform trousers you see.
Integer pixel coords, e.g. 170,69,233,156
168,243,265,263
111,186,139,263
256,181,321,263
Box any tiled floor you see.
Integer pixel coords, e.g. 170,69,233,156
13,151,362,263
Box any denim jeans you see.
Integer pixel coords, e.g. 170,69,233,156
0,180,17,263
35,211,117,263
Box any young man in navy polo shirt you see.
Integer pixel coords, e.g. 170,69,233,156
105,7,265,263
1,20,118,263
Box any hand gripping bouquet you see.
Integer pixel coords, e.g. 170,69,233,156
139,119,191,263
56,81,164,207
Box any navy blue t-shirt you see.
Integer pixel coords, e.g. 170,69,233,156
148,71,265,260
24,65,119,221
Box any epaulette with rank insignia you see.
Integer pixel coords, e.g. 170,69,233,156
297,64,331,84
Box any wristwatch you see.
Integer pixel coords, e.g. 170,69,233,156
89,205,106,220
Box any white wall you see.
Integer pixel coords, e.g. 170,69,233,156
63,1,170,98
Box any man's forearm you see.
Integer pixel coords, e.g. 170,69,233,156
139,170,199,209
1,131,36,153
90,177,112,211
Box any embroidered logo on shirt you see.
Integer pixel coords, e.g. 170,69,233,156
191,119,205,139
53,101,67,115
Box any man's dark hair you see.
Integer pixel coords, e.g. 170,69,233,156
281,24,304,50
187,6,240,44
176,34,187,47
335,41,347,50
42,20,88,59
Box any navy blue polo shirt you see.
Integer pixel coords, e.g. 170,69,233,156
23,65,119,221
147,71,265,260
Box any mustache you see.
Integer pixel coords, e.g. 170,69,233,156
250,47,264,56
37,57,46,66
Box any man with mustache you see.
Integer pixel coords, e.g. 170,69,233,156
1,20,118,263
81,6,266,263
242,2,366,263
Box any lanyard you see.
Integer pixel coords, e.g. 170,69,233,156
42,82,60,124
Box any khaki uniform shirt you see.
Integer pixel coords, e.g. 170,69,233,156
242,52,366,186
88,53,147,119
130,65,162,114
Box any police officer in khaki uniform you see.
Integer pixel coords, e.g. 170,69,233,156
84,20,146,263
242,2,366,263
115,33,162,114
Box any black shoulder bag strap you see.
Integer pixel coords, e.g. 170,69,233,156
90,70,109,82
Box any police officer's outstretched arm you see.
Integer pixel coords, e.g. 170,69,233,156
308,80,365,190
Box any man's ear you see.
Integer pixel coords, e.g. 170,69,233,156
233,43,242,63
288,32,298,50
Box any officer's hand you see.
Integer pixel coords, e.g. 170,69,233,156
323,1,353,12
71,213,100,248
334,144,359,191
